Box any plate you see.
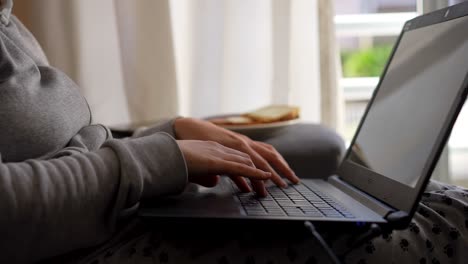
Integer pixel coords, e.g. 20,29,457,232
206,114,300,138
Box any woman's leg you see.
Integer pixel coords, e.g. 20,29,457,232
343,181,468,264
84,222,331,264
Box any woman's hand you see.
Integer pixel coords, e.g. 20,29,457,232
174,118,300,196
177,140,271,191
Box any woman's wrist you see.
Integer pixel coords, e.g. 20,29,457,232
173,117,195,139
173,117,185,139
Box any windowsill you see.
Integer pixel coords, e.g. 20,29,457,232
335,12,418,36
341,77,378,101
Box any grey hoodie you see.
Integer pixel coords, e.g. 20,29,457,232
0,2,187,263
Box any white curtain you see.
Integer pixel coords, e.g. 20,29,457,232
14,0,342,130
14,0,131,125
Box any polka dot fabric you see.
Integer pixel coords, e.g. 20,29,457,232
79,181,468,264
345,181,468,264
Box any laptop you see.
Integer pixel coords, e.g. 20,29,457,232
139,2,468,229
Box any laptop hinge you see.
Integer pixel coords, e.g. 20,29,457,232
328,175,395,218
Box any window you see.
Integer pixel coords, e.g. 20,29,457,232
334,0,468,188
334,0,418,141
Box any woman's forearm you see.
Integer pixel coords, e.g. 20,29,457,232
0,132,187,263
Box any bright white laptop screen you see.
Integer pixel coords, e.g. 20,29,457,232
348,15,468,187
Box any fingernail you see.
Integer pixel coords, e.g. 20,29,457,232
293,174,300,182
257,190,268,197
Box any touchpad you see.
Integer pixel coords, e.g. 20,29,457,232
139,179,243,216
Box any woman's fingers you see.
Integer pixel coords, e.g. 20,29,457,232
215,160,271,180
229,176,252,192
242,146,288,188
177,139,271,195
209,144,270,180
221,146,251,159
219,150,255,167
229,175,266,197
220,151,268,195
252,142,300,184
231,139,301,193
250,179,267,197
229,139,289,189
174,119,299,190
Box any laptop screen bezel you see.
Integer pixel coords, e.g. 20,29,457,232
337,2,468,215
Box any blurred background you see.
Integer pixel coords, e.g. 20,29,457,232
12,0,468,187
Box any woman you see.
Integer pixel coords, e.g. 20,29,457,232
0,0,303,261
1,1,467,263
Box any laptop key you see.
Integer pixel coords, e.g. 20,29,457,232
300,206,318,211
277,201,296,207
291,202,311,207
247,211,268,216
266,210,286,216
303,212,324,217
285,208,302,213
244,205,264,210
324,214,343,218
312,202,331,206
262,204,281,209
285,211,304,216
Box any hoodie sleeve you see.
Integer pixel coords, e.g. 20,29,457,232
0,132,187,263
132,117,181,139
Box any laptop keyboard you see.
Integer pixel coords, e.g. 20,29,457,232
235,183,355,218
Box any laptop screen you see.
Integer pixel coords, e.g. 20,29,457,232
347,14,468,187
